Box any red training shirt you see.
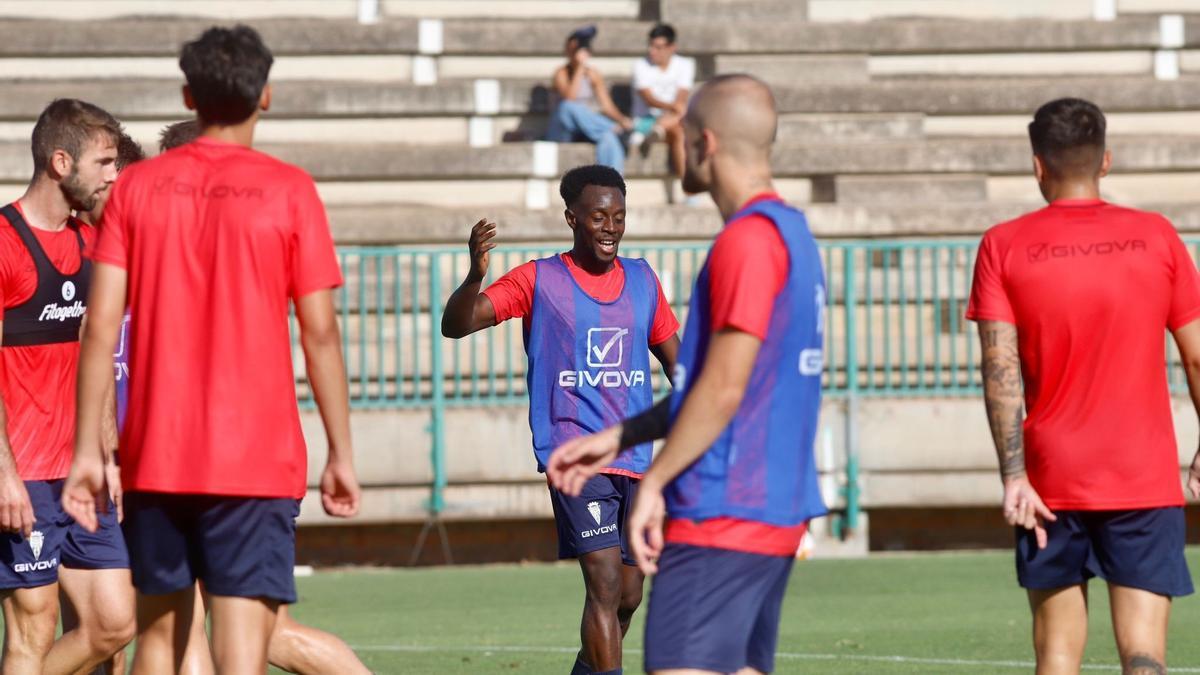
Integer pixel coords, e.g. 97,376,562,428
484,252,680,479
664,193,808,557
93,137,343,498
482,253,679,345
0,202,94,481
967,199,1200,510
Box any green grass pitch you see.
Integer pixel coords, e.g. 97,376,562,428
283,549,1200,674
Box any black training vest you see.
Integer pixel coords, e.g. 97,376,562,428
0,203,90,347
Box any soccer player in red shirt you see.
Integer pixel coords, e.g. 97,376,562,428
0,99,136,674
968,98,1200,674
62,25,361,674
442,164,679,675
549,76,826,675
145,118,371,675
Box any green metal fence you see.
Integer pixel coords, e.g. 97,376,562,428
291,238,1196,519
294,239,1000,406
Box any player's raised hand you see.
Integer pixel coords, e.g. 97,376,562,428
62,454,106,534
547,425,622,496
468,219,498,282
321,457,362,518
627,483,666,576
1002,475,1056,550
1188,448,1200,499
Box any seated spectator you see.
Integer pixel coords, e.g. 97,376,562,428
629,23,694,181
546,25,633,174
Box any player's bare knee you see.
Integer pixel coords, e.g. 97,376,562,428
90,613,136,654
584,581,621,612
3,603,57,657
618,583,643,618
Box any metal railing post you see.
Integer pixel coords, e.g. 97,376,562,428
841,246,862,534
428,252,447,515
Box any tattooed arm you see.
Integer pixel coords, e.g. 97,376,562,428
978,320,1056,549
980,321,1025,479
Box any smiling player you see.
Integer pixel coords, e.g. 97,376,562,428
441,164,679,675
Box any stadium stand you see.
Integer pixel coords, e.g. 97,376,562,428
5,0,1200,561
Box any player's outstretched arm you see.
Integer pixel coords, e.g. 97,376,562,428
64,263,126,533
0,320,33,537
1172,319,1200,498
441,219,498,339
978,320,1055,549
628,328,762,574
296,288,361,518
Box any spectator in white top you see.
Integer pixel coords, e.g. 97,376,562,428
546,25,634,174
629,24,694,180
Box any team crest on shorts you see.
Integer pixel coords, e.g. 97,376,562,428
587,501,602,525
29,531,43,560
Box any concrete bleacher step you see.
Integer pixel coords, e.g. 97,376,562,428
0,0,641,21
807,0,1197,21
308,201,1200,244
6,75,1200,124
0,15,1179,58
8,76,1200,129
21,50,1198,83
660,0,808,21
811,174,988,204
227,136,1200,181
34,111,921,150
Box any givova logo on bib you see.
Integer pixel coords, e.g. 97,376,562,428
558,327,647,389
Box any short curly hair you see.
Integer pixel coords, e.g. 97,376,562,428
558,164,626,208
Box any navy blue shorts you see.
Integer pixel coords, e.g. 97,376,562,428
548,473,637,566
1017,507,1193,598
644,543,794,673
0,480,128,590
122,491,299,603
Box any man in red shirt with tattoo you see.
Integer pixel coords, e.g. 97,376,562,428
969,98,1200,675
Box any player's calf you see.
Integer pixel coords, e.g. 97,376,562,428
267,607,372,675
1,585,59,673
578,548,626,673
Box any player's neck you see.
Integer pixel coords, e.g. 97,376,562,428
17,177,73,233
199,118,257,148
1042,181,1101,203
711,164,775,222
